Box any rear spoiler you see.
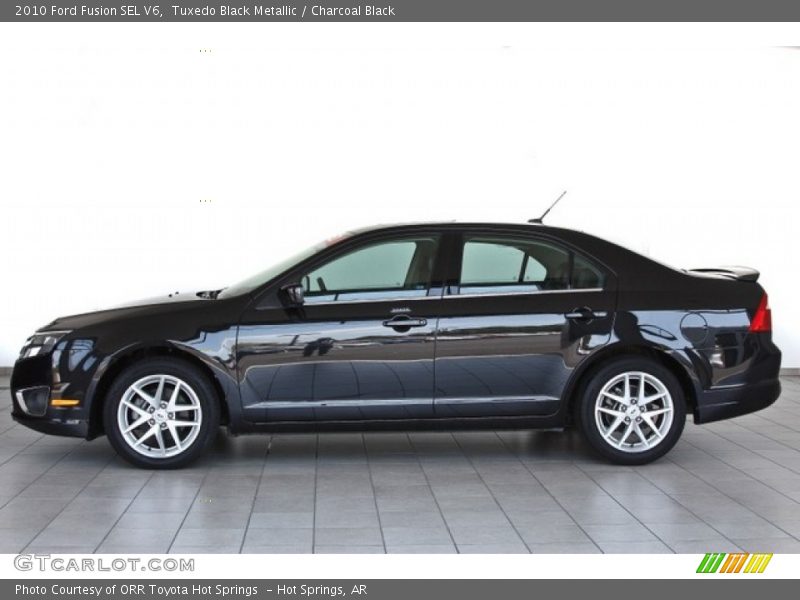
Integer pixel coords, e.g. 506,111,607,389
688,266,760,282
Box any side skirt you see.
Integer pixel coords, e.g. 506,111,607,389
228,414,567,435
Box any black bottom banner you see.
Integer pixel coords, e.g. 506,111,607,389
3,580,797,600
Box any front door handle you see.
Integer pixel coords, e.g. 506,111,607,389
382,315,428,331
565,307,608,322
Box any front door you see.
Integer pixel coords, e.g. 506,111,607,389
434,231,615,418
237,233,443,422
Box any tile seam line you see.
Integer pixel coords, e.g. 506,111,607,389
0,431,47,468
0,436,92,511
682,429,800,497
239,434,272,553
405,432,460,553
493,431,604,554
166,464,214,553
312,433,319,554
362,432,387,554
0,420,22,436
571,461,680,553
92,470,156,553
711,418,800,470
674,437,800,542
449,431,532,553
689,424,800,488
748,410,800,435
630,459,746,551
20,452,118,553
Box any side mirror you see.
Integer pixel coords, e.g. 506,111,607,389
281,283,305,307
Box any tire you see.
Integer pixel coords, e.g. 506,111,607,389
577,357,686,465
103,358,220,469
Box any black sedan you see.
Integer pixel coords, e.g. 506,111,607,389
10,222,781,468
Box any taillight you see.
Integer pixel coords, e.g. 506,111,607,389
749,293,772,333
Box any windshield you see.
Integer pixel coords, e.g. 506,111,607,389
218,235,350,299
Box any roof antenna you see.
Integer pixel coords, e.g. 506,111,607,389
529,190,567,224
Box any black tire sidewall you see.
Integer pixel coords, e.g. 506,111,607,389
103,358,220,469
578,358,686,465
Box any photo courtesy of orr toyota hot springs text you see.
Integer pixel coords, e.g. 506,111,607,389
15,585,259,596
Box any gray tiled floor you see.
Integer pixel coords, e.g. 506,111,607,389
2,376,800,554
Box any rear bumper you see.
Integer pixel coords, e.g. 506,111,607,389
694,378,781,424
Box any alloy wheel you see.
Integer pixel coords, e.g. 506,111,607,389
117,374,203,458
594,371,674,453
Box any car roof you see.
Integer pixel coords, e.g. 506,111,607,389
347,221,564,235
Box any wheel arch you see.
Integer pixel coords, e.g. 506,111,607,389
87,343,231,439
563,344,698,423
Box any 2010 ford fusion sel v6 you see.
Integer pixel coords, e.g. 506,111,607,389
10,222,781,468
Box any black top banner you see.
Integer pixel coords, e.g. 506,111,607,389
4,0,800,22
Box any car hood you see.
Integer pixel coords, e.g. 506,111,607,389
40,290,218,332
113,289,219,308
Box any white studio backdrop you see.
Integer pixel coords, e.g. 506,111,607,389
1,24,799,367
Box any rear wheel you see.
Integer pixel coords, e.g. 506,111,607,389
577,358,686,465
103,358,220,469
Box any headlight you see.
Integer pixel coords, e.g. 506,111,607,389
19,331,70,359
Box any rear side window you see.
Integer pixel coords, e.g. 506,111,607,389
458,235,605,295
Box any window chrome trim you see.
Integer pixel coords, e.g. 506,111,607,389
445,287,604,300
304,290,432,305
297,286,604,307
297,294,443,307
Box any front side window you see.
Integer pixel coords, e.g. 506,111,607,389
218,233,352,298
458,235,605,295
302,236,439,303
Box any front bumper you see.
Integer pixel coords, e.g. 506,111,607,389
12,412,89,437
10,351,94,439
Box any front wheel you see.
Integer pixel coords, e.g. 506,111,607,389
577,358,686,465
103,358,220,469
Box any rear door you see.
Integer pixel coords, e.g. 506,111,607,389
433,229,616,418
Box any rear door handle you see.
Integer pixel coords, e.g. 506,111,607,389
565,307,608,321
382,315,428,330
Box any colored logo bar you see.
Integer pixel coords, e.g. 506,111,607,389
697,553,773,574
